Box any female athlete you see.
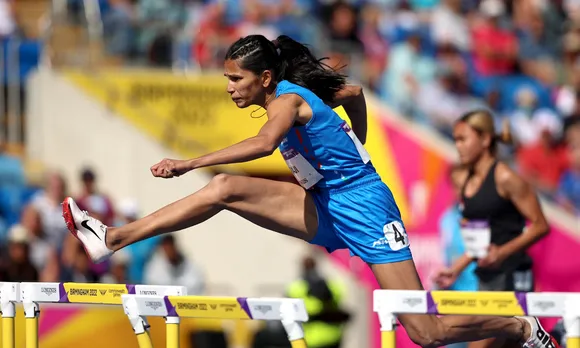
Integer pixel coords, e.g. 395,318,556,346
434,110,550,348
63,35,558,348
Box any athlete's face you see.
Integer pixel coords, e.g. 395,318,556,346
224,59,272,108
453,122,489,165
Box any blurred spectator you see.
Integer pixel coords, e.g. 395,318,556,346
383,22,436,116
431,0,470,51
143,234,205,295
286,255,350,348
27,171,69,250
516,11,559,85
136,0,188,66
358,3,389,93
326,2,363,55
235,0,280,40
0,0,15,39
100,250,130,284
102,0,137,58
508,87,562,146
20,206,60,281
516,110,569,197
471,0,518,76
557,123,580,214
115,198,161,283
0,224,38,281
416,62,485,135
76,167,115,226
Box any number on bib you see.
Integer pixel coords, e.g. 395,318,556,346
340,121,371,163
281,148,324,190
383,221,409,251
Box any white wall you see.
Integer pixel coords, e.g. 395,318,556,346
26,68,370,347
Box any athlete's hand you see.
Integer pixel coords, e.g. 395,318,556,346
477,244,507,269
150,158,192,178
433,268,458,289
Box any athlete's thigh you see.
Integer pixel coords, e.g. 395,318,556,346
218,174,318,241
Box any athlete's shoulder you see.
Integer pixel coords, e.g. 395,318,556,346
494,161,528,194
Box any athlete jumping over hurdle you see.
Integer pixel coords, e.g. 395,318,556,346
63,35,559,348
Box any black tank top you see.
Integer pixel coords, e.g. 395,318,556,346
461,161,532,280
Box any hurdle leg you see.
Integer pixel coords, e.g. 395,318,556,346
131,315,153,348
23,302,39,348
564,294,580,348
1,282,20,348
165,317,180,348
123,296,153,348
378,312,397,348
1,302,15,348
280,301,308,348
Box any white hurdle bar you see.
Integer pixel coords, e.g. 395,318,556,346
374,290,580,348
122,294,310,348
0,282,186,348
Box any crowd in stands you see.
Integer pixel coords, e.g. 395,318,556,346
98,0,580,215
0,157,206,295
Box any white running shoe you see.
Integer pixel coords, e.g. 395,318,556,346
518,317,560,348
62,197,113,264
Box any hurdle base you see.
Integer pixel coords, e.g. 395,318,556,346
23,302,40,348
289,338,308,348
136,332,154,348
2,317,15,348
165,316,180,348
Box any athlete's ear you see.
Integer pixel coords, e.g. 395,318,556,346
261,70,273,88
482,132,492,149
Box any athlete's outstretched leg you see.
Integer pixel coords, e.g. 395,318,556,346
63,174,318,262
370,260,558,348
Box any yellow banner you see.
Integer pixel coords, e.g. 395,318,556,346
430,291,525,316
168,296,251,319
63,283,128,304
66,70,296,174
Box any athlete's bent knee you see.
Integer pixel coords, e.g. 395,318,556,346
208,174,242,205
404,318,448,348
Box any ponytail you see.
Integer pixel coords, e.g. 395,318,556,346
225,35,346,103
272,35,346,103
496,118,513,145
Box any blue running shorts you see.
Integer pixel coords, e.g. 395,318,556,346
308,173,413,264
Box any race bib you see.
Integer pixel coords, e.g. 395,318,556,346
282,148,323,190
340,122,371,163
460,220,491,258
383,221,410,251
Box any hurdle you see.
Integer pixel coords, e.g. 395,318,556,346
122,294,310,348
0,282,186,348
374,290,580,348
0,283,19,348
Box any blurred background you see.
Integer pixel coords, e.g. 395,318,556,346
0,0,579,347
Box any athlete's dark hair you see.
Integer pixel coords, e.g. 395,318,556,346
224,35,346,103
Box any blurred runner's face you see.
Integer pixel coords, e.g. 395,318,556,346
224,59,264,108
453,122,487,165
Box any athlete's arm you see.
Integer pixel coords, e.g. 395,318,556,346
188,94,299,170
328,84,368,144
496,166,550,257
434,253,475,289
